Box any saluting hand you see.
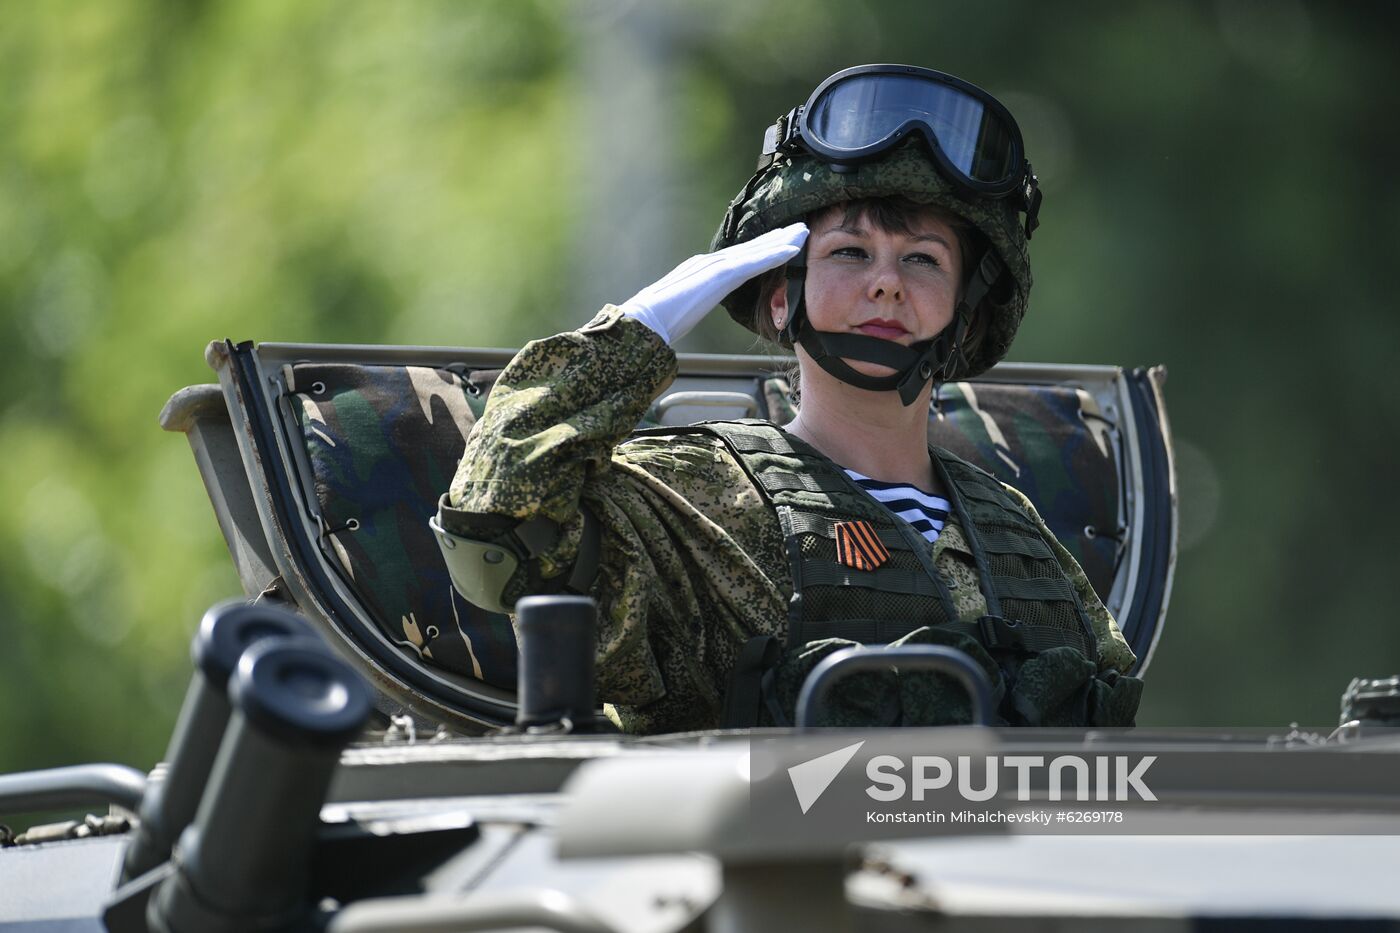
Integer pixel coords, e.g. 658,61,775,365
619,223,809,345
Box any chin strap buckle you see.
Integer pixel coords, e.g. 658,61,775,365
896,350,936,407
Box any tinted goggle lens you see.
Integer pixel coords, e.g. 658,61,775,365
804,74,1018,184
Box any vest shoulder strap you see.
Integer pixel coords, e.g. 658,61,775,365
933,446,1099,661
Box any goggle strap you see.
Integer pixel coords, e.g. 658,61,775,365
761,122,780,157
761,108,800,160
1022,167,1043,239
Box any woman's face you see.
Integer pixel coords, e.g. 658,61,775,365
771,203,963,382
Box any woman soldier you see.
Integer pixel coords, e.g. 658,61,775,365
438,64,1143,732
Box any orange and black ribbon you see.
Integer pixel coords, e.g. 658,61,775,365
834,520,890,571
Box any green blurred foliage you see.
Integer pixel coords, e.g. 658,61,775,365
1,0,1398,774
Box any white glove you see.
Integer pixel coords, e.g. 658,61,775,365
619,222,809,345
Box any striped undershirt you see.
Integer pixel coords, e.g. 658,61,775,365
842,469,951,544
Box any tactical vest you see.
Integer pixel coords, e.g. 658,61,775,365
635,420,1099,724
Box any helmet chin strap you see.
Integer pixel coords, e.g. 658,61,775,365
778,247,1003,407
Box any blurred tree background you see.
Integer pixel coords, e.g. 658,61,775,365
2,0,1398,774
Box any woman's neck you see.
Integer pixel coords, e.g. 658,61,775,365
784,370,938,492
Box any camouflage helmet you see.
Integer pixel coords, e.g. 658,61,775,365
711,138,1035,381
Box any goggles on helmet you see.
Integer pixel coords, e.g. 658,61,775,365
761,64,1041,234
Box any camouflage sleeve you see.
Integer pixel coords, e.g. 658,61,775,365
445,305,677,584
442,311,788,725
1001,483,1137,674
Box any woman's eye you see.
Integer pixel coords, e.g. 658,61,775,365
831,246,867,259
904,252,940,267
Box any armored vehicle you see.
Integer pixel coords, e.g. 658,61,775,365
3,339,1399,931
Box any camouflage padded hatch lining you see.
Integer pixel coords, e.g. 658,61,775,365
286,362,1118,691
927,381,1119,596
289,362,518,689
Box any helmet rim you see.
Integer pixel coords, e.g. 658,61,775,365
711,141,1032,380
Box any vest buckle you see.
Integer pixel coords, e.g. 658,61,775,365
976,615,1027,655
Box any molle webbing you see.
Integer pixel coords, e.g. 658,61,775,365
801,562,945,597
759,472,871,496
633,420,1097,661
935,451,1100,660
783,512,908,551
632,420,951,646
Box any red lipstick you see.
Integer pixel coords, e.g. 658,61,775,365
856,318,909,339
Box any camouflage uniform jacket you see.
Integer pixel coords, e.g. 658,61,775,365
443,306,1137,733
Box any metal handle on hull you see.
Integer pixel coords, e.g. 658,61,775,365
794,644,995,729
0,763,146,815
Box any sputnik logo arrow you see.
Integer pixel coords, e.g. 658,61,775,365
787,741,865,814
